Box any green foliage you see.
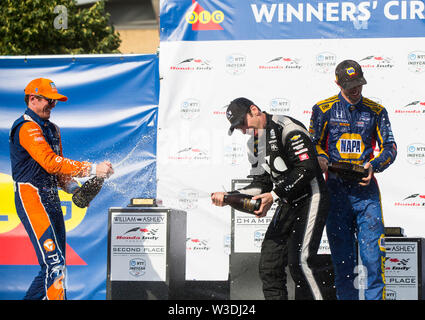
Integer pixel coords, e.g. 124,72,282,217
0,0,121,55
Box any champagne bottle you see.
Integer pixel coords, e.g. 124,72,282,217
223,193,261,214
72,176,104,208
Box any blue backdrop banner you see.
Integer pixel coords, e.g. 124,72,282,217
0,54,159,300
160,0,425,41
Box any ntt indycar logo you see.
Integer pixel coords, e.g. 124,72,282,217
408,51,425,73
180,98,201,120
226,53,247,75
315,52,337,73
268,98,291,114
254,229,267,247
179,188,199,210
129,258,146,277
406,143,425,165
223,143,245,166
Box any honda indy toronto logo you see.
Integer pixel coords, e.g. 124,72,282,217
359,55,394,69
385,258,411,272
170,57,213,71
394,100,425,115
116,226,159,241
394,193,425,208
186,237,211,251
258,56,301,70
169,146,210,163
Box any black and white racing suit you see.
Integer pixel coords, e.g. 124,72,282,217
234,112,332,300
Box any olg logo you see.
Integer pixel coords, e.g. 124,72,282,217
186,9,224,24
185,1,224,30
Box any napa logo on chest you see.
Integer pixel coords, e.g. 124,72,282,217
336,133,364,159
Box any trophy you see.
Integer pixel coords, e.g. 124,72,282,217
328,162,369,182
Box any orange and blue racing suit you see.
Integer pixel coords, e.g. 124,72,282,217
309,93,397,300
9,108,92,300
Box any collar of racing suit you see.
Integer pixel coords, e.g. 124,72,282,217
338,92,364,111
264,112,273,130
24,107,49,128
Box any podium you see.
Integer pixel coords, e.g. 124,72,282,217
106,206,186,300
385,237,425,300
228,179,272,299
229,179,335,300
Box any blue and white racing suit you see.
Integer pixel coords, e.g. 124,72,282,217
309,93,397,300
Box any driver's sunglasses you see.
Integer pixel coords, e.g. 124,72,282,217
34,95,57,107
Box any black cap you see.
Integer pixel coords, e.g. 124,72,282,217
335,60,367,90
226,97,254,135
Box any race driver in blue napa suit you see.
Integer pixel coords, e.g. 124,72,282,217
309,60,397,300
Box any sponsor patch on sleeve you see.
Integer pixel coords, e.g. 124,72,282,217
298,153,309,161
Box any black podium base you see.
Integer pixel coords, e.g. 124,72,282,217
229,252,336,300
182,281,230,300
108,281,170,300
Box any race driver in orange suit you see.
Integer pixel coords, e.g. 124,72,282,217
9,78,114,300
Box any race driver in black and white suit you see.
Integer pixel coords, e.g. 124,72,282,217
211,97,333,300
